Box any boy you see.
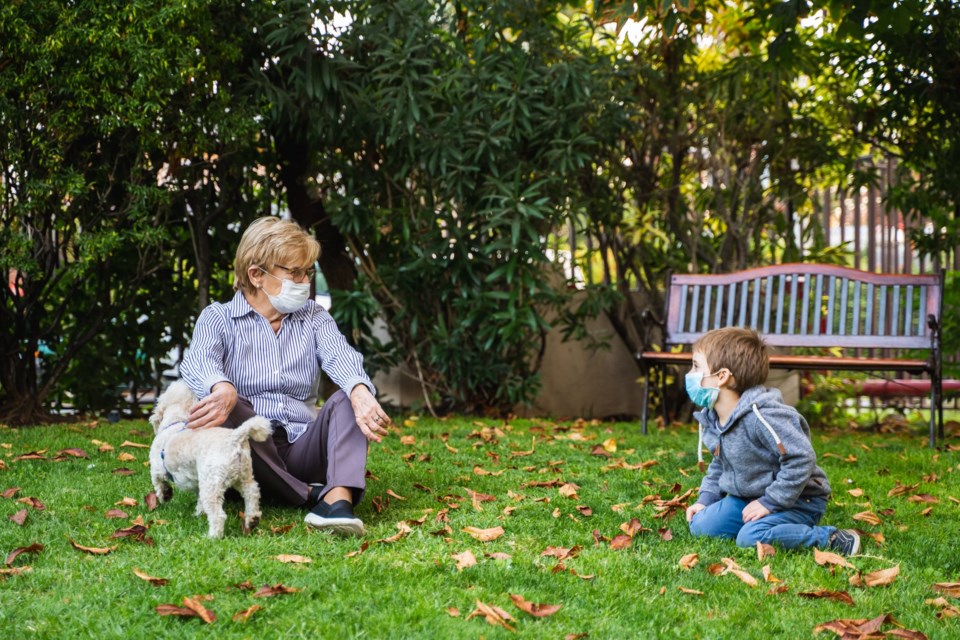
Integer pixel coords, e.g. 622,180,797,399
683,327,860,555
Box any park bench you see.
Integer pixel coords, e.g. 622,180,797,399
638,263,947,446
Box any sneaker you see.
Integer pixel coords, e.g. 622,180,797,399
828,529,861,556
304,499,365,537
306,483,325,505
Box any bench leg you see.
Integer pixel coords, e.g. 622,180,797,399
658,365,669,428
641,369,651,435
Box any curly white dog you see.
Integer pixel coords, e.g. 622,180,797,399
149,381,272,538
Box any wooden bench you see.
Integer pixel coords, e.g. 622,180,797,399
638,263,946,446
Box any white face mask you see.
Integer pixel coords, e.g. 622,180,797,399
260,269,311,314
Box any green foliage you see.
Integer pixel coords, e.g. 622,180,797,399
1,417,958,638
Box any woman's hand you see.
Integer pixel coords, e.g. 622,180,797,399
741,499,771,523
350,384,391,443
188,382,238,429
686,502,706,523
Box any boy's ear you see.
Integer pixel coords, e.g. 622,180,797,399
717,368,735,389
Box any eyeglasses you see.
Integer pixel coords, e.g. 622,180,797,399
271,264,317,281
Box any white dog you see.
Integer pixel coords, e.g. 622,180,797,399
149,381,272,538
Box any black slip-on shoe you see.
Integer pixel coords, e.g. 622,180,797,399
304,499,365,537
828,529,861,556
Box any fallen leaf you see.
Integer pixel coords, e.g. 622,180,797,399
850,565,899,588
400,435,416,446
253,583,301,597
271,523,297,535
813,548,856,569
116,497,138,507
344,542,370,558
232,605,262,622
70,541,116,555
601,438,617,453
852,511,883,526
658,527,673,541
757,542,776,561
5,542,43,566
0,566,31,577
144,491,159,511
133,568,169,586
679,553,699,570
932,582,960,598
847,488,864,497
13,450,47,461
104,509,129,519
117,452,137,462
576,505,593,517
378,522,412,543
798,590,855,606
55,448,89,459
452,550,478,571
559,483,580,499
386,489,407,501
927,597,960,618
541,546,581,561
9,509,27,526
466,600,515,631
182,596,216,623
887,482,920,497
16,496,45,510
510,593,562,617
762,565,781,583
155,604,198,618
274,554,312,564
1,487,20,499
620,518,649,537
462,526,504,542
121,440,150,449
609,534,633,550
447,607,461,617
485,552,512,561
678,587,704,595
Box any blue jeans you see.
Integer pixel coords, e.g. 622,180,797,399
689,495,834,549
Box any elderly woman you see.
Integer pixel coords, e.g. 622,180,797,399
179,216,390,536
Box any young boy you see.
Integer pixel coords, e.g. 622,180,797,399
683,327,860,555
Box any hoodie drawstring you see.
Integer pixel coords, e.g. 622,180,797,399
751,404,787,455
697,424,705,472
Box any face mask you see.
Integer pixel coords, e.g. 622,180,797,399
685,370,720,409
261,269,311,314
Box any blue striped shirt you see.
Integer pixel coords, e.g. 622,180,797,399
179,291,374,442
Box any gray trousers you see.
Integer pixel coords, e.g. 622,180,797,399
225,390,368,506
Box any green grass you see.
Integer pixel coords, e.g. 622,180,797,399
1,414,959,639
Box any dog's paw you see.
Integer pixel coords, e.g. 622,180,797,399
159,485,173,503
242,515,260,535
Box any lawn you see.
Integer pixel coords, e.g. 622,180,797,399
1,413,959,639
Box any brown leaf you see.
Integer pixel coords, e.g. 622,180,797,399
466,600,515,631
182,596,216,624
619,518,649,538
144,491,159,512
378,522,412,543
117,452,137,462
70,541,116,555
55,448,89,459
452,550,478,571
133,568,169,586
1,486,21,499
0,566,32,577
274,554,312,564
887,482,920,497
932,582,960,598
13,450,47,461
344,542,370,558
509,593,562,618
116,497,139,507
104,509,129,519
813,548,856,569
907,494,938,504
677,586,704,595
17,496,45,510
762,565,781,583
679,553,699,570
576,505,593,517
927,597,960,618
232,605,262,622
756,542,776,561
658,527,673,541
852,511,883,526
446,607,461,617
558,483,580,499
111,468,135,476
847,488,865,497
5,542,43,566
120,440,150,449
485,552,512,561
155,604,198,618
849,565,899,588
462,525,504,542
9,509,27,526
541,546,581,561
112,524,153,544
253,583,301,597
609,534,633,550
271,523,297,535
386,489,407,501
798,590,855,606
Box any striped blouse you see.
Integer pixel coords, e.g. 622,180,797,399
179,291,375,442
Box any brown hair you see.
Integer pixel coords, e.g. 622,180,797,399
692,327,769,392
233,217,320,292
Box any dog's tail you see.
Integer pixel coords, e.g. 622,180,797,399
232,417,273,444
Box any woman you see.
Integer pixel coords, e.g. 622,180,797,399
179,216,390,536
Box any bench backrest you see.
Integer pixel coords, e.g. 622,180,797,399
664,263,943,350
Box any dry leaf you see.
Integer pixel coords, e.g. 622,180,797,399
541,546,580,561
609,534,633,550
274,554,312,564
510,593,562,617
813,548,856,569
847,488,865,497
559,483,580,499
447,607,461,617
386,489,407,501
253,583,301,597
0,566,31,577
9,509,27,526
121,440,150,449
145,491,159,511
452,550,478,571
69,541,116,555
116,497,138,507
466,600,515,631
620,518,649,537
798,590,855,606
679,553,699,570
5,542,43,566
155,604,198,618
762,565,781,583
133,568,169,586
55,448,89,459
756,542,776,561
850,565,899,588
117,452,137,462
852,511,883,526
678,587,704,595
1,486,20,499
932,582,960,598
104,509,128,519
181,596,216,624
485,552,512,561
232,605,261,622
462,526,504,542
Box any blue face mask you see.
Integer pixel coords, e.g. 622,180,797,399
685,370,720,409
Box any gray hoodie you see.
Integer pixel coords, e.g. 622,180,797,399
693,386,831,512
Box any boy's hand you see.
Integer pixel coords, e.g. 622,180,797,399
742,500,771,523
686,503,705,522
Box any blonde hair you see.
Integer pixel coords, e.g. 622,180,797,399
234,217,320,292
692,327,769,392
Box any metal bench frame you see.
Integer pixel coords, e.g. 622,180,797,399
638,263,945,446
